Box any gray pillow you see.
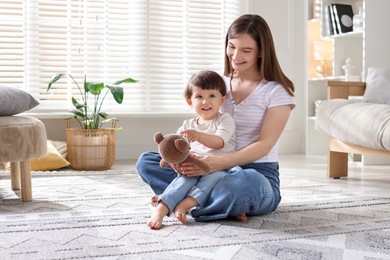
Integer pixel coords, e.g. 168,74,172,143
362,67,390,105
0,85,39,116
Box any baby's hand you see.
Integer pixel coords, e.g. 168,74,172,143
180,130,200,142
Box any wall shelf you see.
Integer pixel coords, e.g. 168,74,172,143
306,0,364,156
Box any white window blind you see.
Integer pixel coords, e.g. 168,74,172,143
0,0,240,114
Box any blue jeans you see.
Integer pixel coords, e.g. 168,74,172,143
136,151,281,221
159,171,226,214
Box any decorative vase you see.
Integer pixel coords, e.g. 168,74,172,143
66,128,116,170
342,58,360,81
353,7,363,32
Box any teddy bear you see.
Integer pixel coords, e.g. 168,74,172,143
154,132,210,173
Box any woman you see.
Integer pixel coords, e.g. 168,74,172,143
136,14,295,222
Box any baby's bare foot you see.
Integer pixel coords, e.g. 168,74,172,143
151,195,158,207
174,208,188,223
236,213,247,222
147,212,164,229
147,202,169,229
173,197,198,223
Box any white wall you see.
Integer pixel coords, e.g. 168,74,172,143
364,0,390,73
249,0,306,154
359,0,390,164
41,1,306,160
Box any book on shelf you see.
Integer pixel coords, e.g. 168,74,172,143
332,4,354,34
328,4,339,35
324,4,335,36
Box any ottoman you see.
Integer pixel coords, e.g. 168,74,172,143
0,116,47,201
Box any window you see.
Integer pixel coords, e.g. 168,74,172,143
0,0,241,114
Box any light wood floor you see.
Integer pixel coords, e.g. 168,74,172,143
119,154,390,197
279,154,390,197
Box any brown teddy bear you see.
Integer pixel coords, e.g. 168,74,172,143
154,132,210,173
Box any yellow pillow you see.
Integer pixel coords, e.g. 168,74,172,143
3,140,70,171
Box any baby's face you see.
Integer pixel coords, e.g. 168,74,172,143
188,86,226,121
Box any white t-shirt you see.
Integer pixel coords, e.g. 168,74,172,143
220,75,296,163
177,112,236,156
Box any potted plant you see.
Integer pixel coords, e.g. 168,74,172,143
47,74,138,170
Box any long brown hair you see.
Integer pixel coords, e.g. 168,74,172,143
224,14,294,96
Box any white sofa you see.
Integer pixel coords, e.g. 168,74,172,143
316,79,390,179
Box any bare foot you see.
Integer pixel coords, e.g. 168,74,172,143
151,195,158,207
147,202,169,229
173,196,198,223
236,213,247,222
174,207,188,223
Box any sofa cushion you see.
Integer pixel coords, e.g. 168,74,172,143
382,123,390,150
316,99,390,150
0,85,39,116
362,67,390,105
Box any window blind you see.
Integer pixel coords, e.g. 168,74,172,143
0,0,240,114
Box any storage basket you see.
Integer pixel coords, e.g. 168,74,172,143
66,128,116,170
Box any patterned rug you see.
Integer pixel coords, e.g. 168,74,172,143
1,168,390,260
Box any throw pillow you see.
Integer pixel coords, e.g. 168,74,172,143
0,85,39,116
3,140,70,171
50,140,68,159
362,67,390,105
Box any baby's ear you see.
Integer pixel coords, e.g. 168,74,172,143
185,98,192,106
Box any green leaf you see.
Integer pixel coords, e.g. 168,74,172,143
47,73,67,91
100,118,120,129
71,97,86,110
101,118,115,124
47,73,138,129
106,85,124,104
87,82,105,95
83,75,90,93
98,112,108,119
69,109,86,118
113,77,138,85
83,119,92,127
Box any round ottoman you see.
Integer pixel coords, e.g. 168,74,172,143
0,116,47,201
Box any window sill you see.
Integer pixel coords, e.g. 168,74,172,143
21,111,196,120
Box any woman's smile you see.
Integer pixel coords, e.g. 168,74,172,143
232,58,245,65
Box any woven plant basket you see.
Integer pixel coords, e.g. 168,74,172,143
66,128,116,170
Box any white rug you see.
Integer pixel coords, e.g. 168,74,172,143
1,168,390,259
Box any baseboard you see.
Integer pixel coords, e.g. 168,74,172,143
363,154,390,165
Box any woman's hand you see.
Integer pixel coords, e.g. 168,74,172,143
179,154,224,177
179,161,207,177
169,162,204,176
169,163,182,174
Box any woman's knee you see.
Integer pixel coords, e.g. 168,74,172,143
222,169,274,208
135,152,145,171
136,152,158,172
226,168,267,190
135,152,161,184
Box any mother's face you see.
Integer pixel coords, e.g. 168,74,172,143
226,33,259,73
